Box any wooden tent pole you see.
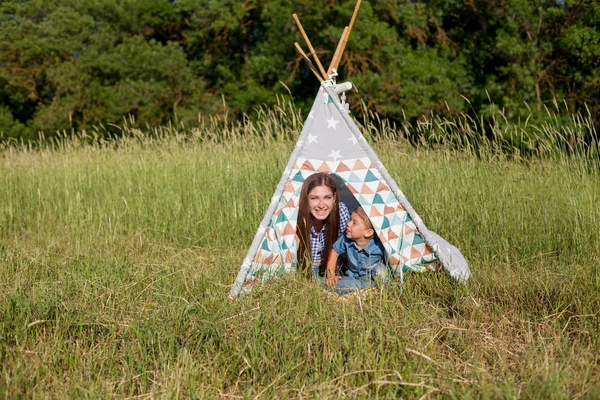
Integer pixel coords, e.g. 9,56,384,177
327,27,349,75
292,14,329,81
294,42,326,81
328,0,362,74
347,0,362,35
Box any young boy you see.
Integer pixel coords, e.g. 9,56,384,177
325,206,388,294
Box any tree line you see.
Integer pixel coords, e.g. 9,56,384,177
0,0,598,141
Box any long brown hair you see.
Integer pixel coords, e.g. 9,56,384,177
296,172,341,278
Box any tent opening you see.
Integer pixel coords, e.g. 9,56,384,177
332,173,360,213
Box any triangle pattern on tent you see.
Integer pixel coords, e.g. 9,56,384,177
230,84,470,296
364,170,379,182
353,159,368,170
336,162,351,173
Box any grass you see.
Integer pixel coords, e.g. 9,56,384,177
0,104,599,398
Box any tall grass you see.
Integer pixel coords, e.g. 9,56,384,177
0,100,599,398
357,97,599,170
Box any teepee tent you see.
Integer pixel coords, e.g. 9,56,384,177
229,4,470,297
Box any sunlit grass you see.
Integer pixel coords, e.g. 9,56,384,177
0,103,599,398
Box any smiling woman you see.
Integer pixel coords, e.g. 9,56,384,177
296,172,350,278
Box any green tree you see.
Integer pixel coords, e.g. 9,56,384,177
0,0,599,141
0,0,215,138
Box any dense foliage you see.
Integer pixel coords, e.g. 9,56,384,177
0,0,598,140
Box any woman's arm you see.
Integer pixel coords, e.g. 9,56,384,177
325,249,341,289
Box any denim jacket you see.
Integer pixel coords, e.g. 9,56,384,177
333,235,385,278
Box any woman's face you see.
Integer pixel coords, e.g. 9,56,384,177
308,185,336,221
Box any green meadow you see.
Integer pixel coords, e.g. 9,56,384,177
1,106,599,398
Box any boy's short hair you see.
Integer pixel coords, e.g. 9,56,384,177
353,206,373,230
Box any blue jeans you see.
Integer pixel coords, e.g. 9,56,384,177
331,275,377,294
317,263,389,294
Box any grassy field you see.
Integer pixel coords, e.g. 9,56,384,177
1,112,599,398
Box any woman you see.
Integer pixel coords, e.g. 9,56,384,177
296,172,350,277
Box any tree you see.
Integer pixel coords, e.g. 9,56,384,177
0,0,598,141
0,0,216,138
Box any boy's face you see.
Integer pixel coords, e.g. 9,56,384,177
345,211,374,242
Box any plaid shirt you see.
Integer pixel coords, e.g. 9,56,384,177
310,202,350,270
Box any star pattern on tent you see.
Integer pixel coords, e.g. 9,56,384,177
328,149,342,161
327,116,339,129
308,133,318,144
295,140,304,148
308,110,315,119
348,136,357,145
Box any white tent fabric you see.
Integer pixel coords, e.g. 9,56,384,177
230,82,470,297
